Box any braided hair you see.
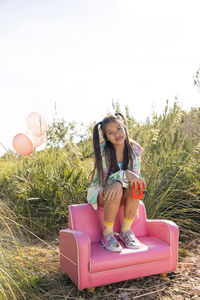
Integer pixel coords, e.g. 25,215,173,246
92,113,136,185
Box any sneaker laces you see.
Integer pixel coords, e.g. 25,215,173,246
123,231,137,245
107,235,119,247
103,233,120,248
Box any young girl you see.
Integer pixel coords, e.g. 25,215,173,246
87,113,145,252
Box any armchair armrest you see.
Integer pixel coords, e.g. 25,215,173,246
59,229,91,290
146,219,179,271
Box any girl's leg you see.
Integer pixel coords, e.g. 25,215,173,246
98,186,123,229
119,188,141,249
123,187,139,220
98,186,123,252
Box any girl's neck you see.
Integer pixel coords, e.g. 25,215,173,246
114,142,124,152
114,143,124,162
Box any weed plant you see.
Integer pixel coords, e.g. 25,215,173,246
0,199,49,299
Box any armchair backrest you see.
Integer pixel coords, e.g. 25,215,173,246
68,200,147,243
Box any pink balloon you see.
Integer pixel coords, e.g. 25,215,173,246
12,133,34,156
32,133,46,148
26,112,48,137
26,130,46,148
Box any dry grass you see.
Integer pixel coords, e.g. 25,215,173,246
15,237,200,300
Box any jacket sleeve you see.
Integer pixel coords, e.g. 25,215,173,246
132,143,142,177
87,172,102,210
108,170,129,188
87,143,107,209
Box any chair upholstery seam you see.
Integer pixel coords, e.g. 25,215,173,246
151,236,170,247
67,229,91,289
83,231,91,288
90,258,170,275
162,221,172,271
60,253,76,266
73,233,80,290
69,206,73,230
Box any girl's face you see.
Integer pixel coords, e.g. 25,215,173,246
105,121,126,146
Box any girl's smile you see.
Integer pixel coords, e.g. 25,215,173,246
115,136,123,142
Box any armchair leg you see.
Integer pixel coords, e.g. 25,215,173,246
160,272,167,278
87,287,95,292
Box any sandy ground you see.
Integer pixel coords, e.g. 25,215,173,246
22,237,200,299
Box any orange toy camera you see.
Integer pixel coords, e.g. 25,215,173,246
131,182,145,199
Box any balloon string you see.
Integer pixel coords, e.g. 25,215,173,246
0,142,8,152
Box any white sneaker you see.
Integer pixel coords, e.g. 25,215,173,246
101,234,123,252
119,230,141,249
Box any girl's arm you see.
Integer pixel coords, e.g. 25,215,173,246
108,170,130,188
108,143,142,187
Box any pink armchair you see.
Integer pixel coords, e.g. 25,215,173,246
60,201,179,291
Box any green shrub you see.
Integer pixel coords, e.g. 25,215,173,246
0,146,92,237
0,102,199,240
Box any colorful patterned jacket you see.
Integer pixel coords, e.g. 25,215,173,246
87,141,142,209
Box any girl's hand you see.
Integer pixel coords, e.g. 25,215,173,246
125,170,146,192
103,181,122,206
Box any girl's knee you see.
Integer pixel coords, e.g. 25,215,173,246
118,185,124,198
108,186,123,205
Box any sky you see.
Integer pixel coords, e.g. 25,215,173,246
0,0,200,156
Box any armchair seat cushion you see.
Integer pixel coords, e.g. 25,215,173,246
90,236,170,273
